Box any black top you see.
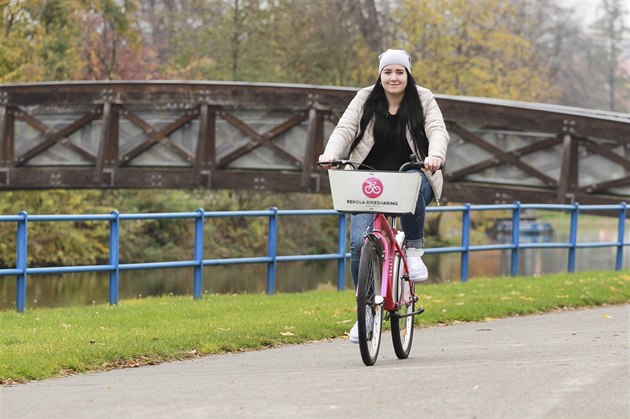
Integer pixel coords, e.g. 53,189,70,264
362,113,413,171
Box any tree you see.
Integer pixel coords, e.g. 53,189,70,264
592,0,629,111
36,0,84,80
2,0,622,108
81,0,156,80
1,0,88,82
0,0,46,82
392,0,557,101
267,0,364,85
143,0,274,81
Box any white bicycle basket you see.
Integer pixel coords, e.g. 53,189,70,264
327,170,421,214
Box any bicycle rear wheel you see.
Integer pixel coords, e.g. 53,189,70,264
356,240,384,366
391,254,415,359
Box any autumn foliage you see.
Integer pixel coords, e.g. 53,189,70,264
0,0,628,110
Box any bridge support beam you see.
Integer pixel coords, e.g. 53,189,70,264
557,121,579,203
195,101,216,187
302,107,323,190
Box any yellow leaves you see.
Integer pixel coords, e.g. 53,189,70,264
394,0,559,102
280,326,295,337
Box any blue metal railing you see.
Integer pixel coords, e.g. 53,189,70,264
0,202,627,312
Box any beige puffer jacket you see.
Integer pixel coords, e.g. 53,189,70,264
323,85,450,203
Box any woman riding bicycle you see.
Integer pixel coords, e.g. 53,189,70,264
318,49,450,342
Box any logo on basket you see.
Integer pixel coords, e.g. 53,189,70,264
362,177,383,198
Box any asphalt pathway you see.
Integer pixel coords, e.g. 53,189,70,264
1,305,628,419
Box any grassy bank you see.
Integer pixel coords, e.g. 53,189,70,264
2,270,629,384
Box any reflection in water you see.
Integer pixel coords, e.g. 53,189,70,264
0,262,351,310
1,226,628,310
427,226,629,282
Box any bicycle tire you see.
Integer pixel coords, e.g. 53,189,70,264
391,253,415,359
356,240,384,366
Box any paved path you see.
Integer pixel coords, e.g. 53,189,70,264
1,305,628,419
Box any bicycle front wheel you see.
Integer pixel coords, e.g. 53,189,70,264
356,240,384,366
391,264,415,359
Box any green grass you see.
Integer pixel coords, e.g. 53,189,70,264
1,270,629,383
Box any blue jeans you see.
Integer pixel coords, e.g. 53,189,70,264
349,171,434,288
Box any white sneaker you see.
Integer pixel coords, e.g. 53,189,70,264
406,247,428,282
348,321,359,343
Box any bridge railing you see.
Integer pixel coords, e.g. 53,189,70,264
1,202,627,312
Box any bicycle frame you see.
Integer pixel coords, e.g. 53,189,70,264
361,213,415,312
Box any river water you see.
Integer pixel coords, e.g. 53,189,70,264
1,214,627,310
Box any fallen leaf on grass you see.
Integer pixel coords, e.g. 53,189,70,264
280,332,295,337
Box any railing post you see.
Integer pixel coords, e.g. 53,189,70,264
568,202,579,273
616,202,626,271
511,201,521,276
336,213,347,291
16,211,28,312
266,207,278,294
460,204,471,282
109,210,120,305
193,208,205,299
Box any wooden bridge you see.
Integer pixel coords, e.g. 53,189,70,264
1,81,628,205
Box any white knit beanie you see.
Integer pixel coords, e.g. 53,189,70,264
378,49,411,74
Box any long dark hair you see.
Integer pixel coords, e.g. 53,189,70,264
349,70,429,157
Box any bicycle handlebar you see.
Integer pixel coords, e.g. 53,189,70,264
316,160,367,170
316,157,424,172
399,160,425,172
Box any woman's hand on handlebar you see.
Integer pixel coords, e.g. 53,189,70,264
318,153,339,169
423,156,442,173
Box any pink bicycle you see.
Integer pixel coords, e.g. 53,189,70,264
320,159,426,366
